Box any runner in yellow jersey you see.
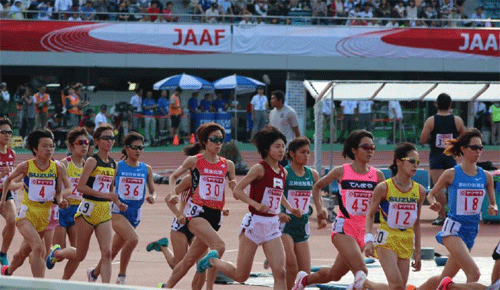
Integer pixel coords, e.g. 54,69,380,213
0,130,70,278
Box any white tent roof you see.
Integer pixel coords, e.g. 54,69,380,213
304,80,500,102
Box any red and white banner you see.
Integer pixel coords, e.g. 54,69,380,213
1,20,499,58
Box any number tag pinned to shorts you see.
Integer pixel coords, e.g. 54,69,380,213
241,213,253,229
171,217,184,231
186,203,203,218
374,229,389,245
77,200,94,216
331,217,345,233
441,218,461,236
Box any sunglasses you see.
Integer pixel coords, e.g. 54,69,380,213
466,145,484,151
0,129,13,135
358,144,376,151
208,136,224,144
401,157,420,165
99,135,116,141
74,139,89,146
127,145,144,151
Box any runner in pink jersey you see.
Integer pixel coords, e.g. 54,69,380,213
293,130,385,290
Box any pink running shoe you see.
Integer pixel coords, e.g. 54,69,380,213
437,277,454,290
291,271,308,290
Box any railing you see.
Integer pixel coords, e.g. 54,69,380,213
5,10,499,27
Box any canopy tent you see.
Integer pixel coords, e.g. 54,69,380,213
153,73,213,90
303,80,500,174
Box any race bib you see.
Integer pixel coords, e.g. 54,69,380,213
28,178,56,202
171,217,184,231
441,218,461,236
387,202,417,230
456,189,484,215
331,217,345,233
199,176,226,202
241,213,253,229
69,177,82,200
262,187,283,215
185,203,203,218
118,177,146,201
92,174,113,193
435,133,453,149
345,190,372,215
374,229,389,245
50,205,60,221
286,190,311,214
77,199,94,216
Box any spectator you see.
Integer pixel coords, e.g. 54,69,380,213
322,99,336,143
238,10,253,25
80,0,95,20
143,0,160,21
218,0,233,19
375,0,391,22
136,0,151,13
9,0,24,19
343,0,356,14
130,88,143,132
473,101,487,131
367,18,379,25
187,91,198,135
157,90,169,135
117,0,130,20
47,113,67,148
250,85,268,139
83,119,95,157
254,0,267,16
19,87,36,140
329,0,345,24
33,85,51,130
197,0,211,15
95,104,109,127
37,0,53,19
439,0,452,18
490,101,500,145
168,87,182,141
448,7,463,27
54,0,72,18
93,0,109,20
200,93,212,112
359,3,373,19
338,100,357,142
423,4,438,25
268,89,300,159
358,100,374,131
388,100,403,143
347,4,362,25
212,92,227,112
143,91,157,145
312,0,328,24
406,0,417,22
79,108,95,127
394,0,405,18
232,0,247,15
470,6,485,27
205,2,220,22
255,16,265,24
269,17,280,23
68,11,82,20
65,86,88,128
160,1,178,22
0,83,10,118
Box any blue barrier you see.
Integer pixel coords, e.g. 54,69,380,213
215,112,231,142
196,112,216,129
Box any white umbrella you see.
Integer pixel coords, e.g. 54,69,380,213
153,73,213,90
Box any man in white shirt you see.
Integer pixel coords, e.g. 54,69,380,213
358,100,374,131
322,99,336,142
338,100,358,142
129,88,143,133
0,83,10,118
95,104,109,128
388,100,403,143
250,86,268,139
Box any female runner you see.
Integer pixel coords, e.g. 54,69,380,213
159,122,236,289
292,130,385,290
1,130,69,278
351,142,426,290
46,124,127,283
418,128,498,290
89,132,156,284
197,125,302,290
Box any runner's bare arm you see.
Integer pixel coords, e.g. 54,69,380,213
146,165,157,204
167,156,196,208
485,171,498,216
427,169,454,211
1,161,28,204
364,182,387,258
233,163,269,212
419,117,433,144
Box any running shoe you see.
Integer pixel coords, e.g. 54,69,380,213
147,238,169,252
116,274,126,285
196,250,218,273
432,217,445,226
0,254,8,266
1,265,9,276
437,277,454,290
291,271,308,290
352,270,367,290
407,285,417,290
46,244,61,270
158,283,166,288
487,278,500,290
87,267,97,282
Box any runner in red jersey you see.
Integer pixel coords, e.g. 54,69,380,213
292,130,385,290
0,117,17,266
197,125,302,290
160,123,236,290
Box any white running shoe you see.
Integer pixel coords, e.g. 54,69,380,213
291,271,308,290
116,275,126,285
87,267,97,282
352,270,367,290
487,278,500,290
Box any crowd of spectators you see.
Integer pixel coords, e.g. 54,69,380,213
0,0,496,27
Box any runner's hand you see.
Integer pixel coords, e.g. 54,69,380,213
411,255,421,272
166,195,179,205
228,180,237,191
429,201,441,212
279,212,290,223
290,208,302,218
255,203,270,213
222,209,230,216
0,200,5,211
118,201,128,212
59,198,69,209
317,218,327,229
488,204,498,216
177,214,186,225
364,242,375,258
146,193,156,204
317,209,327,220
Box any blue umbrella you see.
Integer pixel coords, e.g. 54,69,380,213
153,73,213,90
213,74,265,90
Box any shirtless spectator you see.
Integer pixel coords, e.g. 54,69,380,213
80,0,95,20
143,0,160,21
205,2,220,22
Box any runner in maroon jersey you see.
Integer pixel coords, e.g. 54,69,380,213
197,125,302,290
0,117,18,266
160,122,236,289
